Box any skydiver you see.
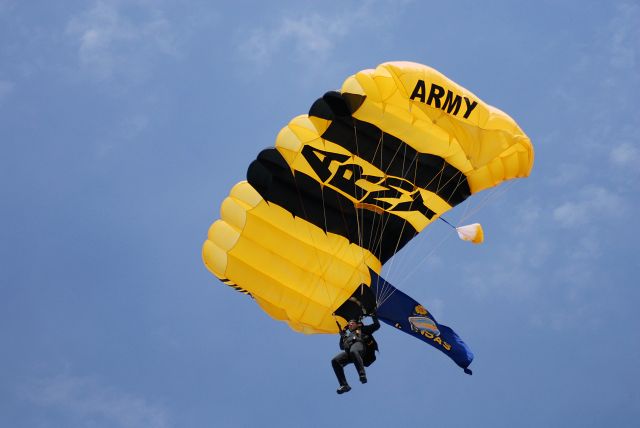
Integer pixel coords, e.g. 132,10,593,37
331,314,380,394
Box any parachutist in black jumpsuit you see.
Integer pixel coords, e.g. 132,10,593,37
332,315,380,394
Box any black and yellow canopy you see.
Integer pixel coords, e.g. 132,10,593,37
202,62,533,334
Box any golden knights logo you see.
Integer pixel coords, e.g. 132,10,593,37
408,305,441,337
390,305,452,351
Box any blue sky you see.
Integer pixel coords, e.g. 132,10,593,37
1,0,639,427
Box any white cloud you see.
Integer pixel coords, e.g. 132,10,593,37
238,13,347,67
529,303,592,331
512,198,542,231
528,257,606,331
552,1,639,178
547,162,588,186
552,201,588,228
465,238,549,300
456,190,616,331
465,263,532,301
552,185,624,228
610,142,640,167
236,1,408,69
21,374,169,428
460,227,602,331
562,235,602,262
66,1,178,81
607,2,639,71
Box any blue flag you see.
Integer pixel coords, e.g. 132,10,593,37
370,270,474,374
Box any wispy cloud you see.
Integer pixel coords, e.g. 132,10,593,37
529,4,640,332
21,374,169,428
607,1,639,71
546,162,588,186
236,1,409,69
556,1,639,158
459,186,615,330
610,142,639,167
66,1,178,82
464,234,551,301
552,185,625,228
238,14,346,67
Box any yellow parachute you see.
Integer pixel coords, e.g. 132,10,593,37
202,61,533,335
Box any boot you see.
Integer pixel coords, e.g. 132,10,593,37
336,384,351,394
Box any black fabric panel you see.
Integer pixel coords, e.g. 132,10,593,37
247,148,417,264
309,92,471,206
309,91,365,120
333,282,377,321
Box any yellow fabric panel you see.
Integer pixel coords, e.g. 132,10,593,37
223,234,359,333
340,61,533,191
229,180,262,208
202,181,379,334
274,126,303,163
241,212,369,286
247,196,378,271
347,74,475,175
224,247,333,332
254,296,288,321
202,239,226,280
411,118,454,157
220,198,246,231
207,220,239,252
276,115,331,169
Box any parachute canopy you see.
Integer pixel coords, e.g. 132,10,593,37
202,61,533,336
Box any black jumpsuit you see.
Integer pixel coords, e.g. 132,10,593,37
331,317,380,386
